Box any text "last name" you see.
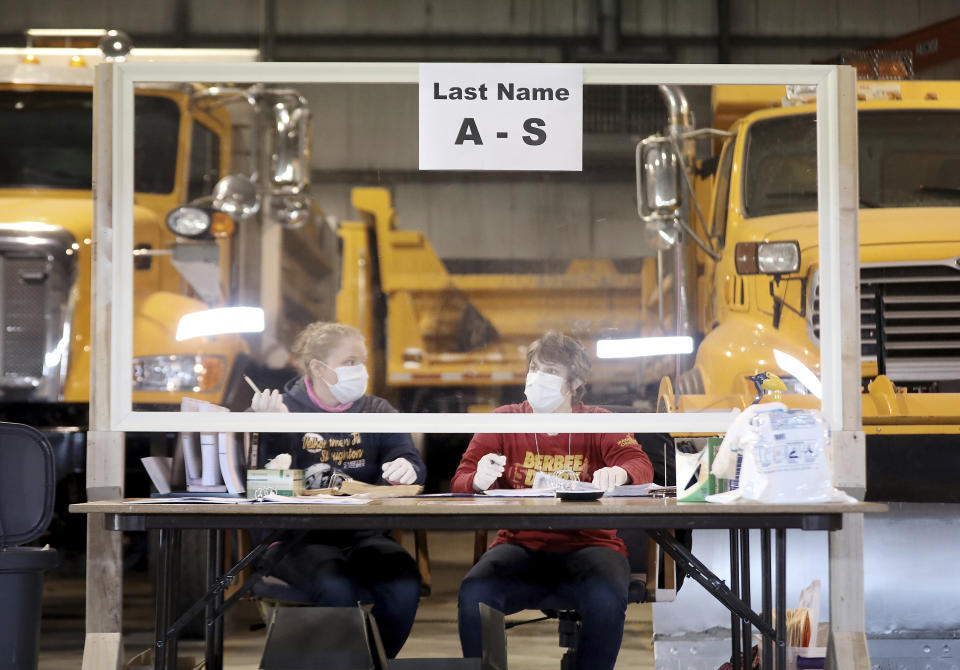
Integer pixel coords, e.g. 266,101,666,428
434,82,570,101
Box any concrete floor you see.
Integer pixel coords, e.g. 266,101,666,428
37,531,654,669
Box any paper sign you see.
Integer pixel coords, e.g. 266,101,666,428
419,63,582,171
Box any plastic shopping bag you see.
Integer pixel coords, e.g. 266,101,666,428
708,407,855,504
711,402,786,480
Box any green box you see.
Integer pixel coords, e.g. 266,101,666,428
246,468,304,499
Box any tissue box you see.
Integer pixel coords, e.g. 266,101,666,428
246,468,304,498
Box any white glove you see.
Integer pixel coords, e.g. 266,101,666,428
264,453,292,470
250,389,289,412
472,453,506,492
382,457,418,485
592,465,628,491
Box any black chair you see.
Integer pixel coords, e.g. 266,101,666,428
249,529,432,614
257,594,507,670
0,422,59,670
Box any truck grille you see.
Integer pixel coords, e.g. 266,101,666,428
808,259,960,381
0,230,77,399
3,257,48,378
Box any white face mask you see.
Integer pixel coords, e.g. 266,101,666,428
317,360,369,404
524,370,568,413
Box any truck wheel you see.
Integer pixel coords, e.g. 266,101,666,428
675,367,705,396
657,376,676,413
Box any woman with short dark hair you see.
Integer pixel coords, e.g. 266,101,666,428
453,331,654,670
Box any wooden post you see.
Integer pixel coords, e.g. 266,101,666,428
83,62,124,670
818,65,869,670
83,434,124,670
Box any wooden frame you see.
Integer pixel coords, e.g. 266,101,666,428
88,61,867,670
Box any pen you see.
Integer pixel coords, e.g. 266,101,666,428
243,375,261,394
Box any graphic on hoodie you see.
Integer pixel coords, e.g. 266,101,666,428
303,462,346,489
256,376,425,488
301,432,367,488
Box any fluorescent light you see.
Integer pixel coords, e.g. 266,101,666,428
773,349,822,399
175,307,264,341
596,336,693,359
0,222,60,232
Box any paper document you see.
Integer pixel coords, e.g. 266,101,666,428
218,432,246,495
140,457,173,494
258,494,371,505
128,496,253,504
484,479,608,497
605,483,675,497
484,483,672,498
482,488,555,497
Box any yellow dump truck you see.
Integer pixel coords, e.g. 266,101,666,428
641,79,960,501
336,186,666,414
0,31,337,483
335,186,670,485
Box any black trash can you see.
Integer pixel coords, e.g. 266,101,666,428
0,423,59,670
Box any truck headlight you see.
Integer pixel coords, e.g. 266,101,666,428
132,355,226,392
166,206,213,238
735,241,801,275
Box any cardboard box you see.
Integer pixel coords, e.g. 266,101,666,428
246,468,304,499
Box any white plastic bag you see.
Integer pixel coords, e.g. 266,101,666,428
708,407,855,504
711,402,786,480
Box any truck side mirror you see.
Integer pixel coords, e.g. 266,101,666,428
268,92,310,189
636,137,681,222
211,175,260,219
266,92,314,228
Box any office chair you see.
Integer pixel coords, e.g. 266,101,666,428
249,529,431,617
0,422,59,670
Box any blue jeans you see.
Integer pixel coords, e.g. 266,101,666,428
264,533,421,658
458,543,630,670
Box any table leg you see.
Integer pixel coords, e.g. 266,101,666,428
214,530,225,668
761,529,772,670
154,528,171,670
205,529,225,670
648,529,773,637
740,529,752,665
729,529,742,670
776,528,787,670
166,529,181,670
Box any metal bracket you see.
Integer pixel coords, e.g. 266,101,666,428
161,529,306,642
647,528,775,639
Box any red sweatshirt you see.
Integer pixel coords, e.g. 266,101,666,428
450,401,654,556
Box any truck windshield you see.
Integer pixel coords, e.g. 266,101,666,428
744,110,960,217
0,91,179,192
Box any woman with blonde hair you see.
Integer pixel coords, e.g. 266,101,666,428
251,321,424,658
